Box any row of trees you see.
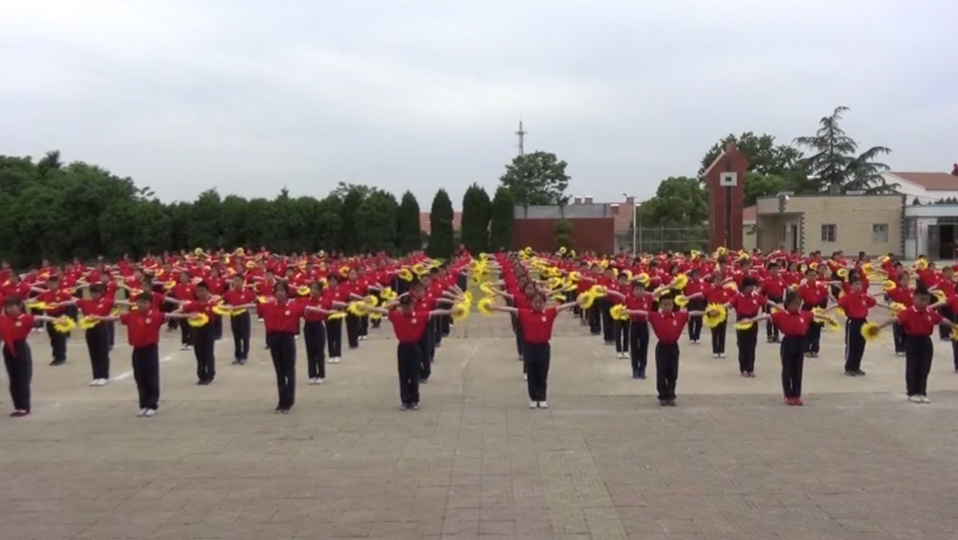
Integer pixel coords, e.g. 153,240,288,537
0,151,520,266
638,106,895,227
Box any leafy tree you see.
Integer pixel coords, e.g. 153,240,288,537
395,191,422,254
355,190,399,253
636,177,708,227
699,132,804,178
553,219,574,251
498,150,570,206
460,183,491,254
793,106,894,194
489,186,515,251
426,189,455,259
743,172,789,206
338,186,369,254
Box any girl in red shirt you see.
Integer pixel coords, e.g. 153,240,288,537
1,296,61,417
492,292,576,409
55,283,116,386
742,291,813,405
367,295,450,410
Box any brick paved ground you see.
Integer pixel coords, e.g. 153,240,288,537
2,310,958,539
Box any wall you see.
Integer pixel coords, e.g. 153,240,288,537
784,195,904,255
513,218,615,254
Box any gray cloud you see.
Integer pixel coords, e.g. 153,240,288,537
1,0,955,207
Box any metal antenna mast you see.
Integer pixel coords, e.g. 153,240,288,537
515,121,526,156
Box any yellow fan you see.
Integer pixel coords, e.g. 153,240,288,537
369,312,383,320
79,316,99,330
25,301,47,310
889,302,905,314
837,268,849,278
916,259,929,270
734,320,754,330
951,326,958,342
327,311,346,320
674,295,690,308
365,295,379,307
380,287,397,301
212,305,232,316
610,304,629,321
861,322,881,341
412,262,428,275
338,266,351,277
477,297,495,315
256,296,268,304
568,271,581,282
634,273,650,285
297,286,310,296
576,291,596,309
187,313,210,327
480,282,497,296
451,303,470,323
231,308,248,316
52,316,76,334
703,304,727,328
398,268,413,281
164,281,176,290
589,285,608,297
462,291,473,305
671,274,689,290
347,301,368,316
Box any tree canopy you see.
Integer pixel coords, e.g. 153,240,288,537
498,150,570,206
0,152,461,267
460,183,491,254
635,176,709,227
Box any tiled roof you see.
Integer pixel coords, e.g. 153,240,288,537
420,212,462,233
889,171,958,191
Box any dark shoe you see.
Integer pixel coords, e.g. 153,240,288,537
632,368,640,379
854,370,866,376
659,399,668,407
667,400,677,407
844,370,857,377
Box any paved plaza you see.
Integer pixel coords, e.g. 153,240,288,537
3,311,958,539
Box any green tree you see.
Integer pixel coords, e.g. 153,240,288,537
553,219,574,252
338,186,369,254
637,177,709,227
699,132,804,178
395,191,422,253
498,150,570,206
426,188,455,259
489,186,515,251
793,106,894,194
355,190,399,253
460,183,491,254
743,172,790,206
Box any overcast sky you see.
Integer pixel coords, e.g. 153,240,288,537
1,1,955,208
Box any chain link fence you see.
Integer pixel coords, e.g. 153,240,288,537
615,226,710,254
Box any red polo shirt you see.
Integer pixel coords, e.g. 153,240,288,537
838,292,876,319
0,313,35,352
303,296,332,323
897,307,943,337
120,309,165,347
729,292,767,318
77,297,114,317
388,309,431,342
518,307,558,344
259,300,306,333
648,311,689,344
625,294,652,321
771,310,813,337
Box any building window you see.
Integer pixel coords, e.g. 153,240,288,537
821,224,837,243
904,218,916,240
872,223,889,243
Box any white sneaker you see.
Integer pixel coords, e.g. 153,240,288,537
315,378,324,384
144,409,157,417
523,373,528,381
331,357,340,364
137,408,148,417
920,396,931,403
908,395,922,403
719,354,726,358
711,354,719,358
98,379,108,386
308,378,317,385
538,401,548,409
528,401,537,409
90,380,99,387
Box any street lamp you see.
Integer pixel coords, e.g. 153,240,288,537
621,192,637,255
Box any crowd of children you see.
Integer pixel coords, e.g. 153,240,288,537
0,247,955,418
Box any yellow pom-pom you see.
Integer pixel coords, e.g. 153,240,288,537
365,295,379,307
882,280,897,291
610,304,629,321
674,295,690,308
327,312,346,320
861,322,881,341
451,303,470,323
704,304,727,329
212,305,231,317
398,268,413,281
79,316,99,330
187,313,210,327
347,301,368,316
735,320,754,330
231,308,248,316
477,297,495,315
52,316,76,334
576,291,595,309
297,286,310,296
672,274,689,290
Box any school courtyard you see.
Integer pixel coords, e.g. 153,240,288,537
2,312,958,540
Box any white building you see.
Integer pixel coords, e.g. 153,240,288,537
883,171,958,204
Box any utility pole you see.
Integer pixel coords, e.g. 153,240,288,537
515,121,526,157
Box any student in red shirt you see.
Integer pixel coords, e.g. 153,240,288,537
492,292,576,409
623,292,709,406
742,291,813,405
703,272,734,358
221,274,256,364
56,283,116,386
606,281,656,379
97,293,190,417
758,262,787,343
683,268,707,344
877,287,955,403
829,278,888,377
171,274,197,350
368,295,451,410
181,282,219,385
1,296,61,417
323,274,349,363
724,277,770,377
301,282,342,385
798,268,829,357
